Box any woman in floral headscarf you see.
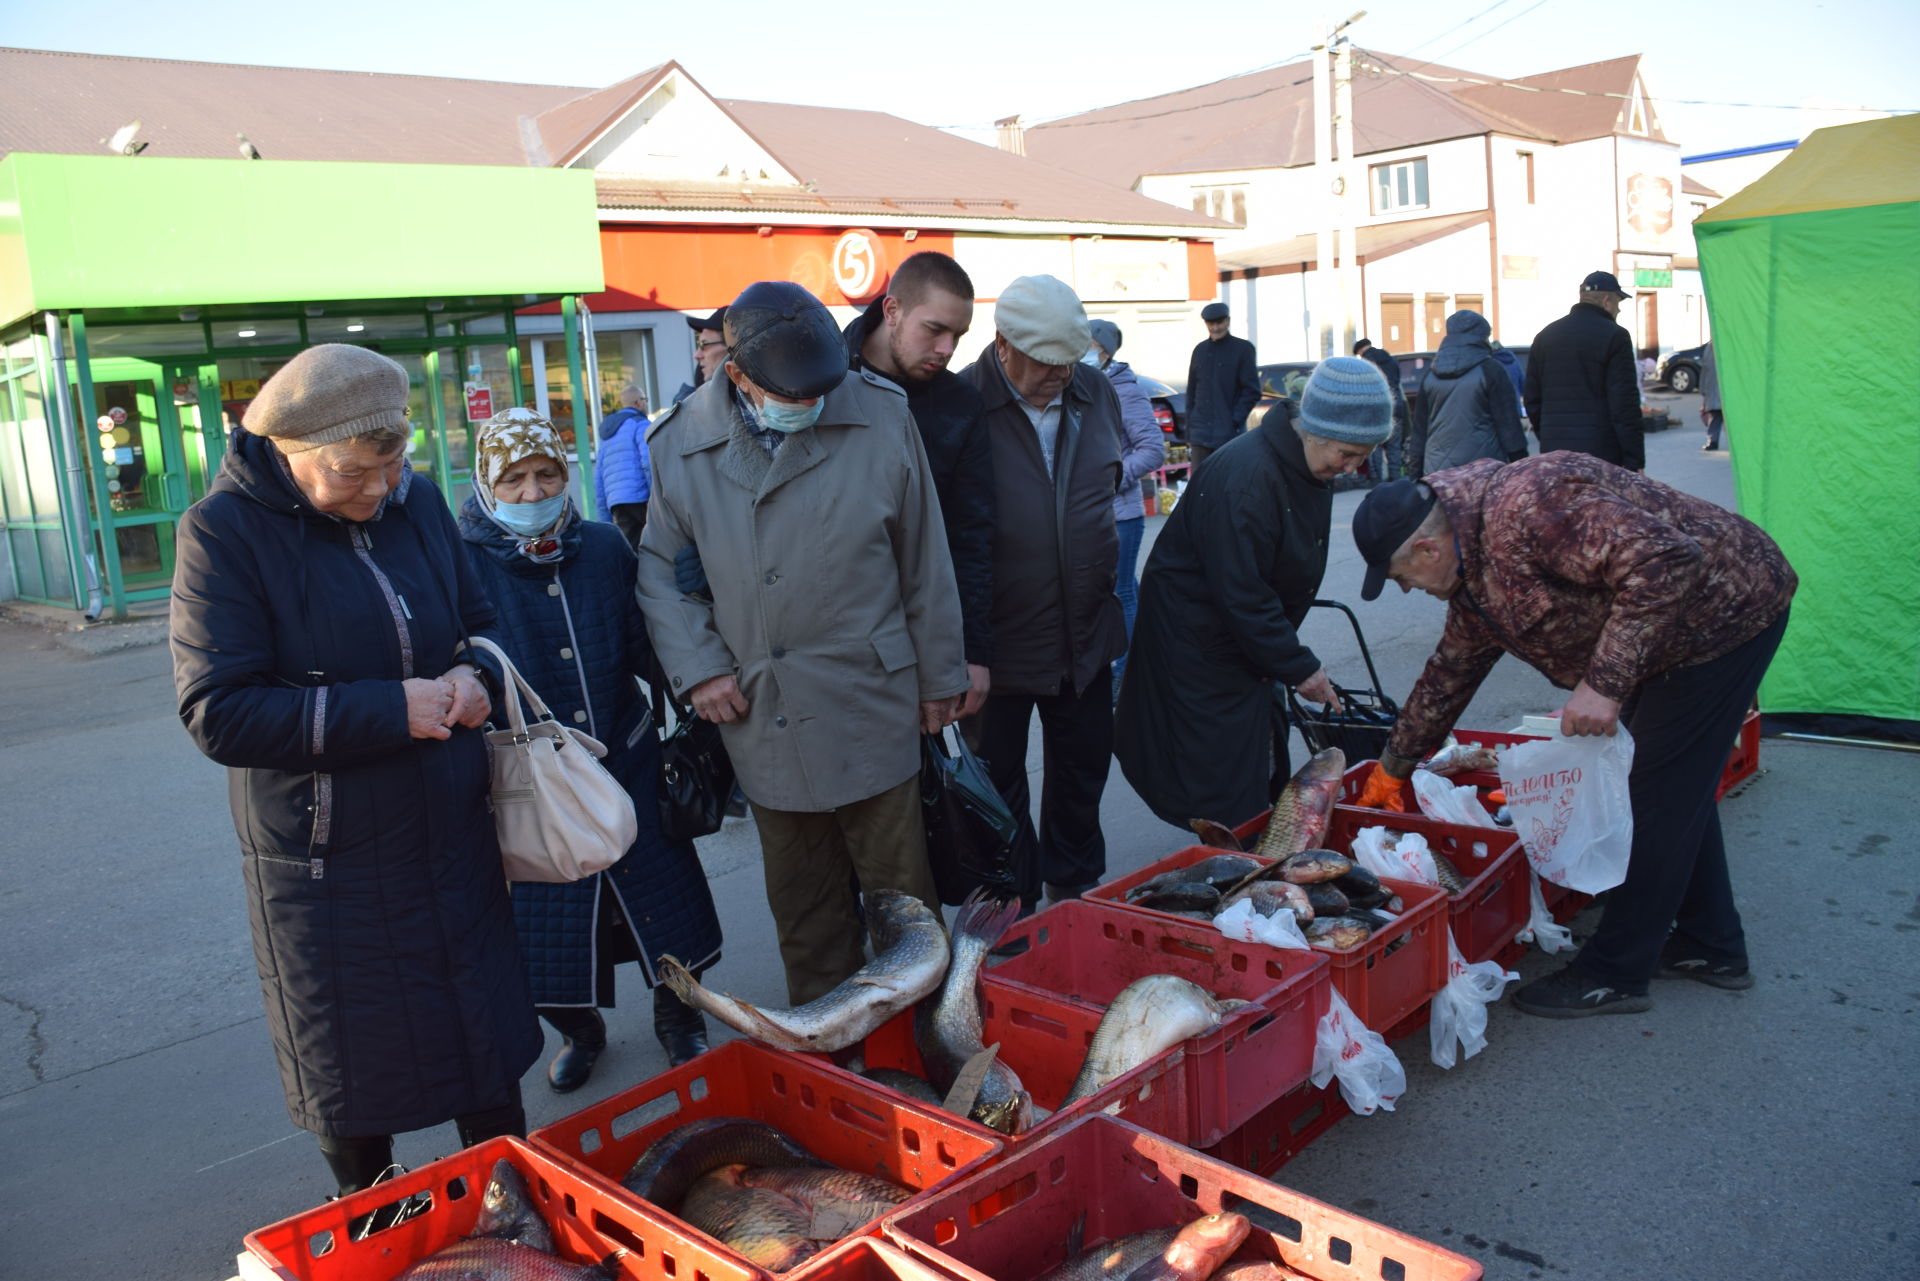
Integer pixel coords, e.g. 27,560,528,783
459,408,722,1089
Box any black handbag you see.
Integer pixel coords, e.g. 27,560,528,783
919,726,1020,906
653,685,738,843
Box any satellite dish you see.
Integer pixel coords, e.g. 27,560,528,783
103,120,146,155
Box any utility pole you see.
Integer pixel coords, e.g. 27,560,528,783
1333,18,1362,356
1311,11,1365,359
1312,18,1333,359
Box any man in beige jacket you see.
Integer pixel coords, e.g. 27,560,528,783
637,281,968,1003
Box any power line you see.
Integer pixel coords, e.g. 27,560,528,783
1356,57,1916,115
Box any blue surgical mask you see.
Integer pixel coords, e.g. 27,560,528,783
758,395,823,434
493,492,567,537
1081,348,1103,367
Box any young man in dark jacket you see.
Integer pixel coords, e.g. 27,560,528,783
1406,311,1527,478
957,274,1127,907
1524,271,1644,470
1184,302,1260,464
845,252,994,715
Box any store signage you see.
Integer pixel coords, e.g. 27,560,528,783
106,406,128,425
1501,255,1539,280
465,383,493,423
1625,173,1675,239
1634,269,1673,288
831,229,885,302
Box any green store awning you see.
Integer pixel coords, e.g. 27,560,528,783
0,152,604,328
1696,114,1920,728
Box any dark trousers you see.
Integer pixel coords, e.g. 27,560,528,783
975,672,1114,904
1576,610,1788,992
316,1085,526,1195
1112,517,1145,684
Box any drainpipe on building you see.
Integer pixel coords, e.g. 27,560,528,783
44,314,105,621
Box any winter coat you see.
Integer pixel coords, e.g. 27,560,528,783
594,407,652,514
1104,359,1167,522
1115,417,1331,828
1384,453,1798,763
1524,303,1644,470
844,299,996,666
1408,313,1528,478
636,373,969,812
1490,347,1526,416
171,429,540,1138
957,347,1127,697
1699,343,1722,412
1185,334,1260,449
458,499,721,1007
1360,345,1411,436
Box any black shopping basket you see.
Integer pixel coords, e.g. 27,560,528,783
1283,599,1400,760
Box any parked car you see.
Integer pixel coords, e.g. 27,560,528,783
1657,344,1706,393
1251,361,1316,430
1134,372,1186,442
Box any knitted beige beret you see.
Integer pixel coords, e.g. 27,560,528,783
242,344,410,452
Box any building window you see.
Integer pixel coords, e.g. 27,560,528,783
1370,158,1429,214
1517,151,1535,204
1190,186,1248,225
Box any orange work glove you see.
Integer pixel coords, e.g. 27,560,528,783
1356,763,1412,812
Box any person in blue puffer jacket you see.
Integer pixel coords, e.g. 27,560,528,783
461,407,722,1091
1087,319,1165,690
593,384,651,551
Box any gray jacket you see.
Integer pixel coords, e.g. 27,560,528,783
1104,359,1166,522
1409,312,1528,478
636,372,969,812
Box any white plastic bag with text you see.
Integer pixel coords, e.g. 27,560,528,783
1515,866,1575,954
1349,825,1441,885
1429,931,1518,1069
1212,897,1311,951
1412,769,1503,829
1498,727,1636,893
1309,988,1406,1115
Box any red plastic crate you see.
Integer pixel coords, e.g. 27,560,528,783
243,1136,754,1281
798,1238,963,1280
980,900,1331,1147
529,1040,1001,1279
1719,708,1761,797
1323,809,1528,967
884,1115,1482,1281
1203,1079,1352,1179
1314,876,1448,1031
819,983,1191,1150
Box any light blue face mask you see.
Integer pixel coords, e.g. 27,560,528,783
493,492,566,537
758,395,823,434
1081,348,1103,367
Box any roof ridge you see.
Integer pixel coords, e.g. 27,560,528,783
1027,57,1314,129
0,44,591,92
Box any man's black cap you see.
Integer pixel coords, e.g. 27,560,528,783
685,307,728,333
1200,302,1230,322
724,282,848,400
1353,479,1438,601
1579,270,1632,298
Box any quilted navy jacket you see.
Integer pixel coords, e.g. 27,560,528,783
458,495,722,1006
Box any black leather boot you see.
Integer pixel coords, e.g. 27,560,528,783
541,1006,606,1094
653,983,710,1067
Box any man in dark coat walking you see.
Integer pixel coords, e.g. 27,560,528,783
1115,357,1392,829
1353,337,1410,481
958,275,1128,906
1184,302,1260,465
845,251,994,716
1406,311,1528,478
1524,271,1645,470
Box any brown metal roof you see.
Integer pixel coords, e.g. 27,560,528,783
1216,210,1490,273
1682,174,1721,198
1022,51,1664,190
0,47,1221,232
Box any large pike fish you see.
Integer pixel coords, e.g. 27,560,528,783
1252,748,1346,860
1061,976,1249,1105
915,891,1034,1134
657,890,949,1053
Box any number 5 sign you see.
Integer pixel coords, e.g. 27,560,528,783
831,229,886,302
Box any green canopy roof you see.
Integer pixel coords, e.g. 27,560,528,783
0,153,603,328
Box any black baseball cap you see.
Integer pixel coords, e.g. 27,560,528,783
686,307,728,333
1353,479,1438,601
1580,270,1632,298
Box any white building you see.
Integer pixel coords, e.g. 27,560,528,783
1011,52,1695,363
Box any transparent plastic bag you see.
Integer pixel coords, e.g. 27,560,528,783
1498,727,1636,893
1429,931,1518,1069
1309,988,1406,1115
1349,825,1441,885
1516,866,1576,954
1412,769,1502,829
1212,897,1310,950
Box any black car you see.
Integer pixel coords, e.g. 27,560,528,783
1252,361,1317,429
1134,372,1186,442
1657,344,1706,393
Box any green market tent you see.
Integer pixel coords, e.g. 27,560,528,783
1696,114,1920,739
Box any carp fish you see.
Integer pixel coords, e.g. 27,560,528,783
1062,976,1249,1105
1036,1212,1252,1281
395,1159,617,1281
1252,748,1346,860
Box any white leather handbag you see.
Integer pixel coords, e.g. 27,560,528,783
469,637,637,883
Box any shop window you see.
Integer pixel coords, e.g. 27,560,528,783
597,329,657,415
1370,158,1429,214
216,318,301,349
1517,151,1535,204
539,339,578,452
83,323,209,357
1190,186,1248,225
306,313,428,344
437,344,519,479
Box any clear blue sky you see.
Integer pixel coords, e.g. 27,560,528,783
4,0,1913,156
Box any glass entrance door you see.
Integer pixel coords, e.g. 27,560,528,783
74,360,192,588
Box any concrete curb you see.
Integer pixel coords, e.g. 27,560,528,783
0,599,169,655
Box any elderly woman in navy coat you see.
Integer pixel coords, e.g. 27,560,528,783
459,407,722,1091
171,345,541,1201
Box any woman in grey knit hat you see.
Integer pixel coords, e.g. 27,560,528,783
170,344,541,1214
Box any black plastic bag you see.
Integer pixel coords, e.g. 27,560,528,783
920,727,1019,906
654,690,738,843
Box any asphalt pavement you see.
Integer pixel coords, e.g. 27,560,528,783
0,394,1913,1279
